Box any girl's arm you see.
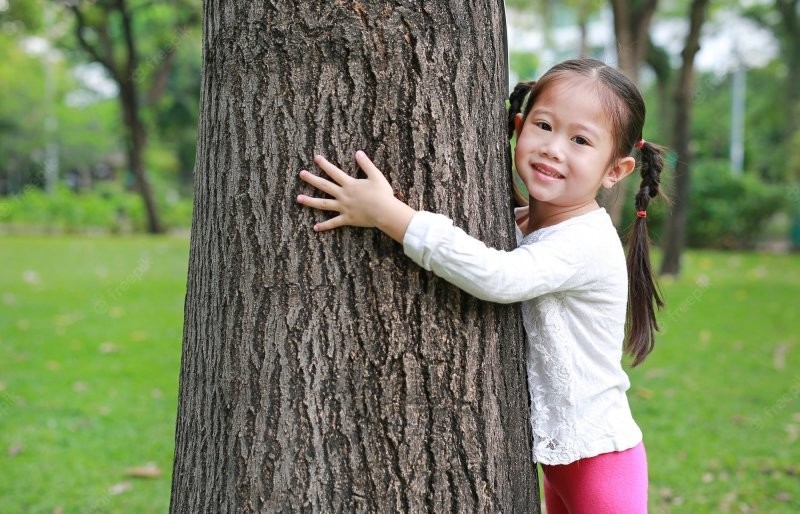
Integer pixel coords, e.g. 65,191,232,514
297,151,415,243
298,152,588,303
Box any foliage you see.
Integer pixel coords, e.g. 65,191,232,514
0,0,44,31
685,161,786,249
509,50,540,84
689,65,792,183
0,185,192,233
0,27,124,193
0,0,202,200
0,32,48,190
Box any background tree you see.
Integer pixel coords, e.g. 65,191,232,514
62,0,199,233
659,0,711,275
605,0,659,226
170,1,538,512
505,0,605,58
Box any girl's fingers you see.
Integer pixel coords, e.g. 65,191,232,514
313,215,347,232
354,150,384,180
298,169,341,197
297,194,341,212
314,155,353,185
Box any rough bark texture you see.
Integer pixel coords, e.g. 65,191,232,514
660,0,709,275
170,2,538,512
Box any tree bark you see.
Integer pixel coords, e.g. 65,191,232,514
660,0,710,275
170,1,538,512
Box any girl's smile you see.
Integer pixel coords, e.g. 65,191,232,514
532,162,565,180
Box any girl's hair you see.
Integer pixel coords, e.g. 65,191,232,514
507,58,664,366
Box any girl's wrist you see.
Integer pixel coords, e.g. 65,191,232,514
375,197,416,243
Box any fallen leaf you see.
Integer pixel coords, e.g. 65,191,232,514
8,442,23,457
125,462,161,478
99,342,118,354
108,482,132,495
22,270,40,285
773,342,790,370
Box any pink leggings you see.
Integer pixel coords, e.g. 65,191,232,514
540,442,648,514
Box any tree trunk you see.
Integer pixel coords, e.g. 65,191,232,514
777,0,800,151
660,0,710,276
606,0,659,227
119,81,164,234
170,2,538,512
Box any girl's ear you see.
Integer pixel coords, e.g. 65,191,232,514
514,113,524,138
602,156,636,189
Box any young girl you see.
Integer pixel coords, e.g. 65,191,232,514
296,58,663,514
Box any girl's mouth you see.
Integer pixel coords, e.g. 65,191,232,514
533,163,565,179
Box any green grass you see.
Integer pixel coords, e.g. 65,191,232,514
628,251,800,513
0,236,188,513
1,236,799,513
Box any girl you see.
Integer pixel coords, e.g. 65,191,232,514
296,58,663,514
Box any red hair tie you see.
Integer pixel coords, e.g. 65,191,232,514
637,210,647,218
635,139,646,150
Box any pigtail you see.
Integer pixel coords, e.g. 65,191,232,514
625,140,665,366
508,81,536,139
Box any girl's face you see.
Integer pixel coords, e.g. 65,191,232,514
514,77,634,212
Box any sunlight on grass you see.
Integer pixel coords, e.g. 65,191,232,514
1,236,799,512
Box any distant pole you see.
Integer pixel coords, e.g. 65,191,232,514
730,63,745,176
43,4,59,193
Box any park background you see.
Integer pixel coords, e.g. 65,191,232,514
1,0,799,512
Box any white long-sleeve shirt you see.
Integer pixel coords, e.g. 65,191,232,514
403,208,642,465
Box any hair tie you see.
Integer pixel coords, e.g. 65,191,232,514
635,138,646,150
637,210,647,218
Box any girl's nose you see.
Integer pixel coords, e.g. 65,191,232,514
539,139,564,162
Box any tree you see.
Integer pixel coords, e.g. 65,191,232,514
660,0,711,275
170,2,538,512
602,0,661,226
505,0,604,58
63,0,199,233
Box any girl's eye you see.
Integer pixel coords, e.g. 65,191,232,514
535,121,552,131
572,136,590,146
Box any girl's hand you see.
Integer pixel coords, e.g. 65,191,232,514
297,151,416,243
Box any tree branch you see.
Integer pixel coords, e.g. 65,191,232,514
116,0,139,83
67,3,116,76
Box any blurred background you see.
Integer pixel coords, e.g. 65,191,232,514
0,0,798,512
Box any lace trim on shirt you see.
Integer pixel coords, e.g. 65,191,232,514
524,293,581,463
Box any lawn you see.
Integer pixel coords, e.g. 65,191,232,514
0,236,188,513
628,251,800,513
1,236,798,513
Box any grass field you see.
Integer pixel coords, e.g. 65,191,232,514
1,235,798,513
